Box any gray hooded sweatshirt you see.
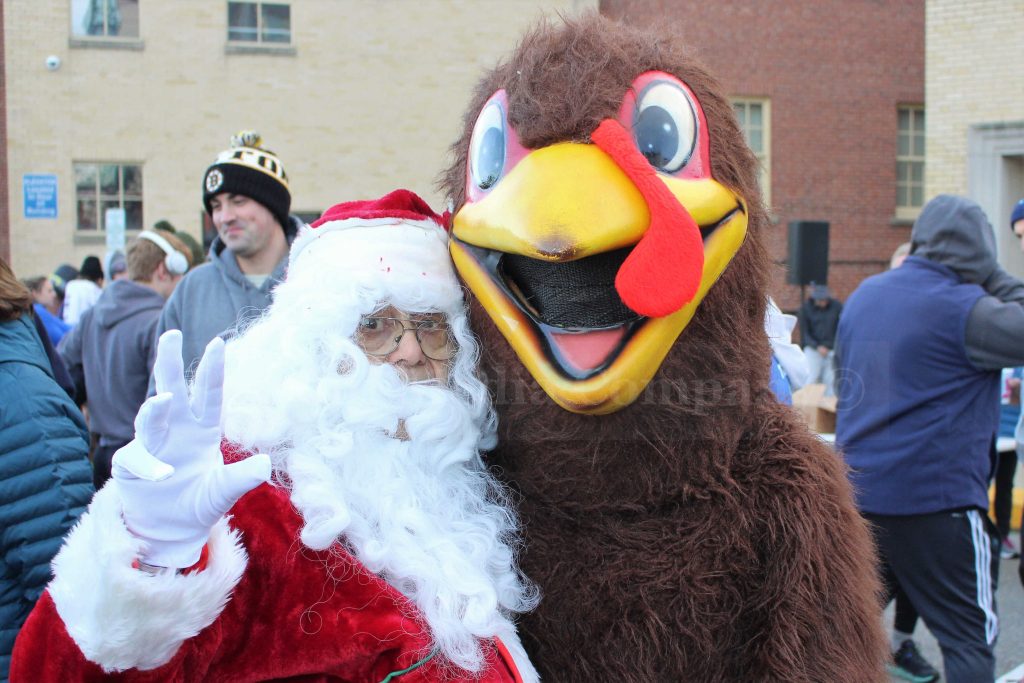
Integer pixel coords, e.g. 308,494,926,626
151,216,300,388
909,194,1024,370
59,279,166,445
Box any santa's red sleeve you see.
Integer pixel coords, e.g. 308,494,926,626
10,469,531,682
10,482,247,681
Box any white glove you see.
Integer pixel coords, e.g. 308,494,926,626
112,331,271,569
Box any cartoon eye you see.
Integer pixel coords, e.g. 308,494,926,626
469,100,506,190
633,81,697,173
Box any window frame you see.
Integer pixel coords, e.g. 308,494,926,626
895,104,926,221
731,97,772,209
69,0,141,43
227,1,292,46
73,161,144,233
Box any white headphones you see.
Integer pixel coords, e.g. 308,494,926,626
138,231,189,276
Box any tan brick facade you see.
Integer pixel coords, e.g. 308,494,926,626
4,0,596,277
926,0,1023,196
926,0,1024,276
0,3,8,263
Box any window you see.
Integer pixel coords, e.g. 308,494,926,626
228,2,291,44
896,105,925,219
70,0,139,38
75,163,143,231
732,98,771,207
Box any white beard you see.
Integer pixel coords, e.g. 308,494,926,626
221,322,535,673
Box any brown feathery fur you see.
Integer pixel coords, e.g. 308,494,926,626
441,13,887,682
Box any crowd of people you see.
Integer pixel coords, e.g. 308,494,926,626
1,127,1024,682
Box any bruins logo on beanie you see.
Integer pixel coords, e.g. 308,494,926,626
203,131,291,230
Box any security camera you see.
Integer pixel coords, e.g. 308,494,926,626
45,55,61,71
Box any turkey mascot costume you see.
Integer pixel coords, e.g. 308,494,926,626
440,15,887,682
11,191,539,682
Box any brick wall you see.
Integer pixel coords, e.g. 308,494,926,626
601,0,924,312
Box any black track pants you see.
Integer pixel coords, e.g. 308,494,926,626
867,509,999,683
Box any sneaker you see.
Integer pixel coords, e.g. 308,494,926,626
887,639,940,683
1000,537,1020,560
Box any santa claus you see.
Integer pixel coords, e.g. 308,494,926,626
11,190,538,682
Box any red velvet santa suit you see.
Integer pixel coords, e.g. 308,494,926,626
11,445,523,682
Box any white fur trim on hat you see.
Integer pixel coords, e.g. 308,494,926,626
47,483,248,673
290,216,446,265
286,218,461,307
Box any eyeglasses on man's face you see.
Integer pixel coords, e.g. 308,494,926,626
355,312,456,361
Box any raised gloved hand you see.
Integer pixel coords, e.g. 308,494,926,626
112,331,271,569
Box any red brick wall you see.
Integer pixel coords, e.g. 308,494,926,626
0,3,9,264
600,0,923,312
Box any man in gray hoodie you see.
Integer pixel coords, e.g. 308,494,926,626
152,132,300,387
836,194,1024,682
60,229,193,489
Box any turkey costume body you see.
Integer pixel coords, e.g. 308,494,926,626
11,192,536,683
441,15,888,682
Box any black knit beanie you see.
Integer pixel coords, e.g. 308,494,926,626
202,131,291,230
1011,198,1024,231
79,255,104,282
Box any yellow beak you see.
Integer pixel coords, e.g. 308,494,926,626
452,142,747,414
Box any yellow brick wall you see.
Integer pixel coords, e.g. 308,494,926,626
925,0,1024,197
4,0,597,277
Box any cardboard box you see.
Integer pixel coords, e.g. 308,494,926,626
792,383,837,434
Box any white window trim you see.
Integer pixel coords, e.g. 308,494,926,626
895,104,925,221
731,97,772,210
73,161,144,233
69,0,140,42
227,1,292,46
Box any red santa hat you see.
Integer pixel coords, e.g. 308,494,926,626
287,189,460,310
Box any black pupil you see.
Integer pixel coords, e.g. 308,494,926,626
635,106,678,169
476,126,504,189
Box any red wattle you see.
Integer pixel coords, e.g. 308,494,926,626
591,119,704,318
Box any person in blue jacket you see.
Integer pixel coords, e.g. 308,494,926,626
765,297,809,405
0,257,93,682
836,195,1024,683
22,275,70,347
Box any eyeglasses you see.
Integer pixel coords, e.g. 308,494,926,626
355,315,456,361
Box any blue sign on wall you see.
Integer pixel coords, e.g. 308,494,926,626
23,174,58,219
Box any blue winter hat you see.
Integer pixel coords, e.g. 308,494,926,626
1011,199,1024,230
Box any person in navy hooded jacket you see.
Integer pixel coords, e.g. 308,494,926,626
836,194,1024,683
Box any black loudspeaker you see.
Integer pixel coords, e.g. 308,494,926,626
787,221,830,286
